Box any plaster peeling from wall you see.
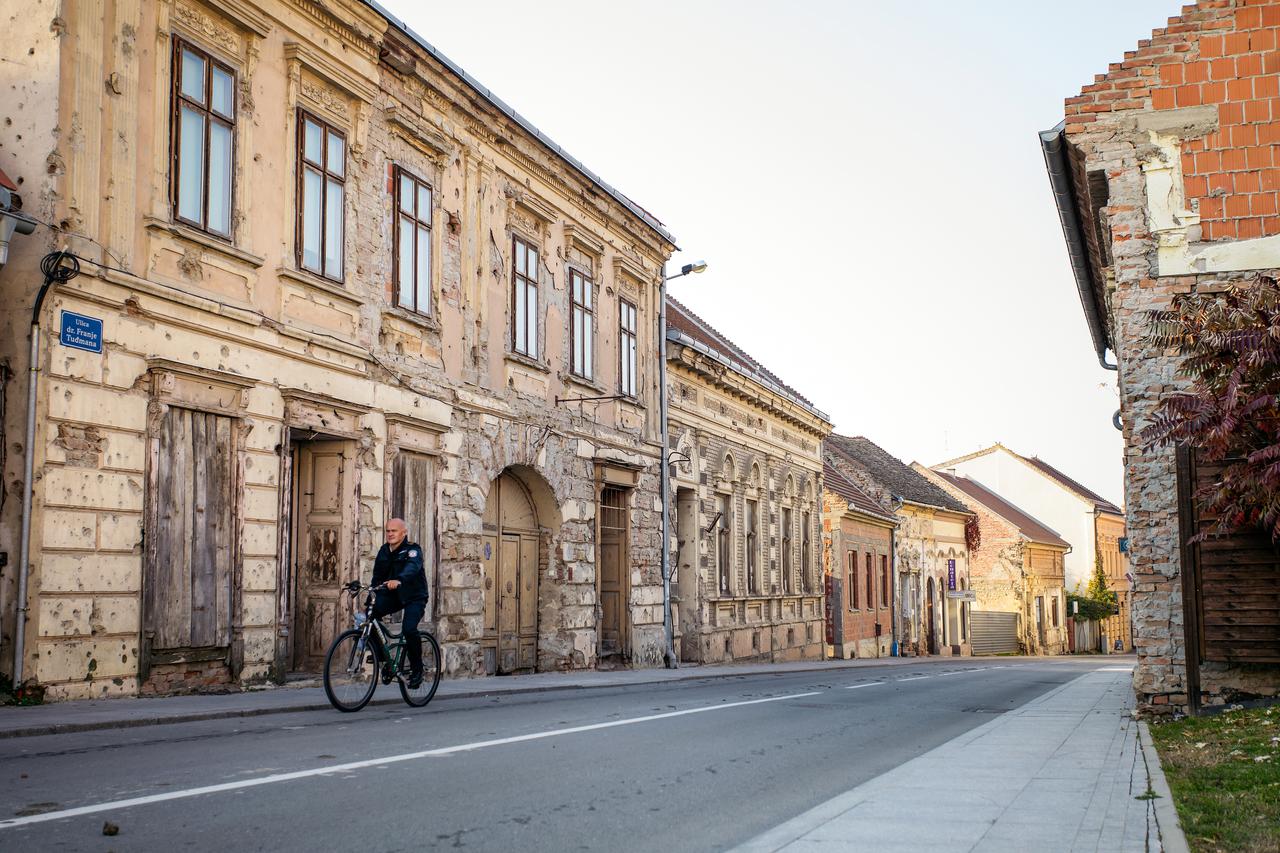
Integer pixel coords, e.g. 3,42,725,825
1139,116,1280,275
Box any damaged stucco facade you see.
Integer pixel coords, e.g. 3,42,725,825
0,0,674,699
666,303,831,664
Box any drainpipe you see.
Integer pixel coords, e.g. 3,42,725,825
13,252,79,684
658,273,676,668
889,525,897,656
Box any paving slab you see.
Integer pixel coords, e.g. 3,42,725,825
734,662,1188,853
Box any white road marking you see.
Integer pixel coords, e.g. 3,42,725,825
843,682,886,690
0,690,823,830
896,676,931,682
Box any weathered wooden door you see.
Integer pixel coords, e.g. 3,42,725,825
926,578,937,654
390,451,435,615
293,441,353,671
147,407,235,654
482,473,539,673
599,486,629,658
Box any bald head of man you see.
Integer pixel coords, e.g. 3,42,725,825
386,517,408,549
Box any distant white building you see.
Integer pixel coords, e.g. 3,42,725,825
932,445,1126,594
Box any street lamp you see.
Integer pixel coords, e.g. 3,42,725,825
665,259,707,281
659,258,707,668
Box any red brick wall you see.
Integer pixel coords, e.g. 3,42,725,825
1065,0,1280,241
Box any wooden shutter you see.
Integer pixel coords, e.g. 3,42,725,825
1178,448,1280,665
148,407,234,651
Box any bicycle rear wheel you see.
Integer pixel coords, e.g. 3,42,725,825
399,632,442,707
324,629,378,712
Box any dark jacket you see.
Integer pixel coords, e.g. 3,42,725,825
372,540,429,606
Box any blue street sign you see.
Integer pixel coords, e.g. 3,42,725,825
59,310,103,353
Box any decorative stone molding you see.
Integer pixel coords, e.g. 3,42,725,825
563,222,604,258
385,103,455,165
504,185,558,239
280,388,370,438
148,359,254,414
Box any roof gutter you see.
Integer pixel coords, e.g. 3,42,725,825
1039,121,1117,371
362,0,677,249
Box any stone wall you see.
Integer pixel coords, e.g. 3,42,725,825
1060,0,1280,712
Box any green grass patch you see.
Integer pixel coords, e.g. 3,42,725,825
1150,705,1280,853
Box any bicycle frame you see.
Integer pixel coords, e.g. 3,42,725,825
347,584,408,679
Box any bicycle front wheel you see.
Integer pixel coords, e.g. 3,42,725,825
324,628,378,712
399,632,442,707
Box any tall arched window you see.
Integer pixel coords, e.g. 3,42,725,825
801,510,812,593
716,493,732,595
781,506,793,595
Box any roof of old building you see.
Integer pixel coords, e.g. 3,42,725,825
826,433,970,515
935,443,1123,515
931,470,1070,548
364,0,675,248
665,296,828,420
823,460,897,524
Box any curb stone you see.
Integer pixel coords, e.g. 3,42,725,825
1138,720,1191,853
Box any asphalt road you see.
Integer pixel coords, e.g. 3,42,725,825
0,657,1110,852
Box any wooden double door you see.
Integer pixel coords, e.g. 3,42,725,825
482,473,539,673
144,407,236,667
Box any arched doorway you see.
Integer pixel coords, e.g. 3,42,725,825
926,577,937,655
482,471,540,673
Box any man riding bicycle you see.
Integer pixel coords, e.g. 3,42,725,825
371,518,428,688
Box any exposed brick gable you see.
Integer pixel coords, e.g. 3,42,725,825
1066,0,1280,242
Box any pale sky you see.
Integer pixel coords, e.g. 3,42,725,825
386,0,1183,508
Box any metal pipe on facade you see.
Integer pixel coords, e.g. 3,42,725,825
658,272,677,668
13,252,77,684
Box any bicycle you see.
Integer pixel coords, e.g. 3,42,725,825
323,581,442,712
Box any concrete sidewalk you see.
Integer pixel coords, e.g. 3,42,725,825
0,653,950,739
736,663,1188,853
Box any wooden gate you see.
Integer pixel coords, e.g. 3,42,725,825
292,441,355,671
144,407,235,666
1177,447,1280,711
598,486,629,659
481,473,539,673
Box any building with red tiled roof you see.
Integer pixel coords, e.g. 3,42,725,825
918,467,1071,656
821,462,897,659
932,444,1131,654
825,433,974,658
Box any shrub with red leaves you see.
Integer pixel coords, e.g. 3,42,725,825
1141,277,1280,541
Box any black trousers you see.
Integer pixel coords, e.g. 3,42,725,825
373,596,426,674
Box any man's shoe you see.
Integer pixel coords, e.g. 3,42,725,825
408,672,424,689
